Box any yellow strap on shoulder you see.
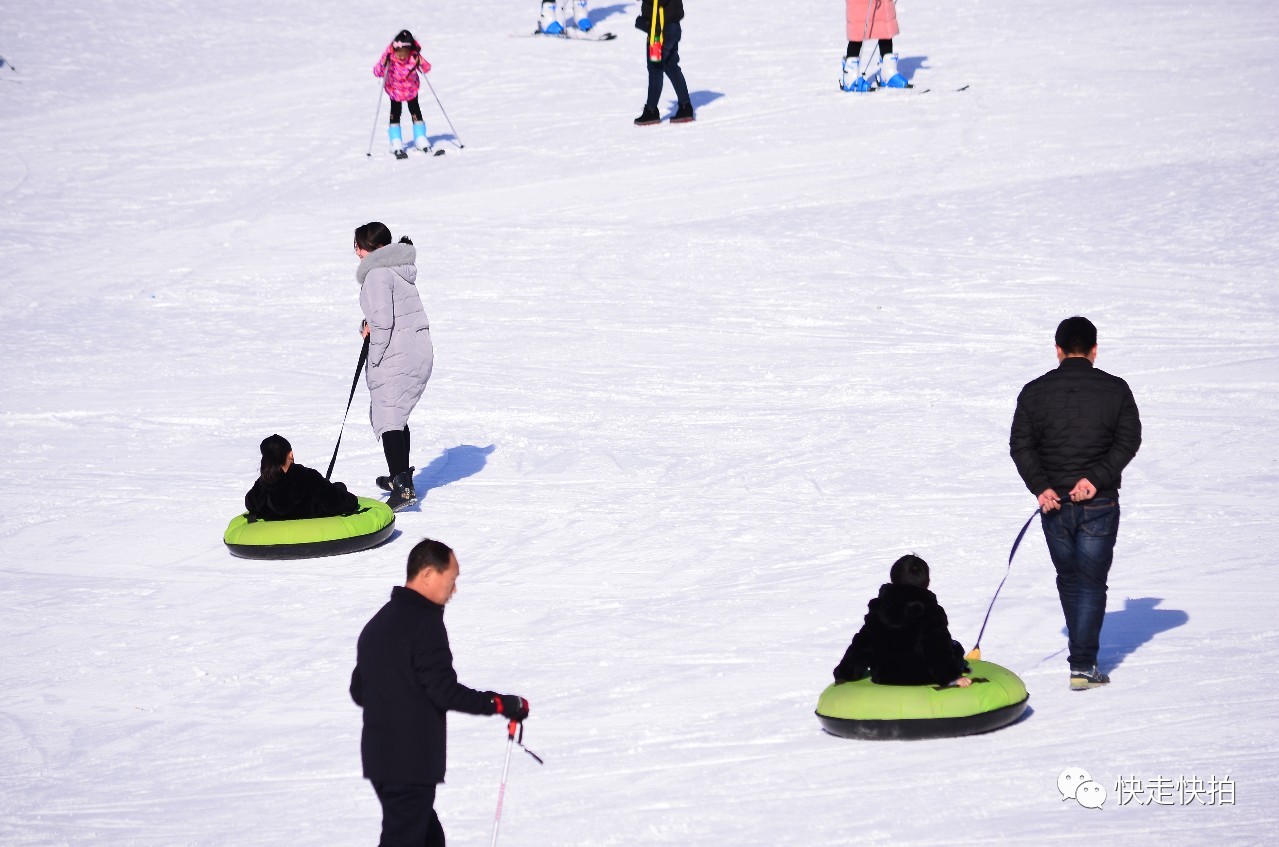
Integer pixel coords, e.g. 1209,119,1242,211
649,5,663,48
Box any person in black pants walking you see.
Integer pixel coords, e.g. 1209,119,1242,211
351,539,529,846
635,0,693,125
1010,317,1142,691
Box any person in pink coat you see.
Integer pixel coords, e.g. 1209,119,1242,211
841,0,908,92
374,29,433,158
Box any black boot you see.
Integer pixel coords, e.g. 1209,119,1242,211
634,105,661,126
376,466,414,493
671,101,695,123
386,471,417,512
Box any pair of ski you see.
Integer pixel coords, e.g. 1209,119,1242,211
520,29,617,42
393,146,446,160
845,83,970,95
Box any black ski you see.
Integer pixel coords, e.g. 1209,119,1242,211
392,148,446,160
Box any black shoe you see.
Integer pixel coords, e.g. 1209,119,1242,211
376,466,413,493
634,105,661,126
386,471,417,512
393,148,409,160
1069,666,1110,690
671,101,695,123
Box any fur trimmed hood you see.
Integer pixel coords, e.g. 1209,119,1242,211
356,242,418,286
869,583,941,629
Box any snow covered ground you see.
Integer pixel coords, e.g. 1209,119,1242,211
2,0,1278,844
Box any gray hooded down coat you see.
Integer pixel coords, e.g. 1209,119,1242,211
357,242,434,439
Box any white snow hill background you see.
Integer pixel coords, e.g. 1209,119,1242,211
2,0,1277,844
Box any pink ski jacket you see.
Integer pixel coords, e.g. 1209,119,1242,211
373,42,431,102
846,0,899,41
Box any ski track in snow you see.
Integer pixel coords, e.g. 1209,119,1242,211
2,1,1279,844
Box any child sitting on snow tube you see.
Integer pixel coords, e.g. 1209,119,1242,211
833,554,971,688
244,434,360,521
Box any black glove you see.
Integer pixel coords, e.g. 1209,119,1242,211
495,694,529,722
635,15,650,32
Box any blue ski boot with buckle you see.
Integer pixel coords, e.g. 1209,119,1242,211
878,52,910,88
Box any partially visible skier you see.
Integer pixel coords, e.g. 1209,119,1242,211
538,0,594,35
374,29,433,158
841,0,910,92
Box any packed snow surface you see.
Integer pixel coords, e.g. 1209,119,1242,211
2,1,1277,844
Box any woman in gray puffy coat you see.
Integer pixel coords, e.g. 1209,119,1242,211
354,222,434,511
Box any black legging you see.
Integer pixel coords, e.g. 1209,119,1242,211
389,98,424,124
846,38,893,59
381,426,411,476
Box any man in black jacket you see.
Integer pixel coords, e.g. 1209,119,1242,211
351,538,529,846
1010,317,1142,690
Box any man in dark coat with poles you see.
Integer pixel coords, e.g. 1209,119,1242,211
351,538,529,846
1010,316,1142,691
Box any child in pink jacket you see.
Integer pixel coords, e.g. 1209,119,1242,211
841,0,908,92
374,29,433,158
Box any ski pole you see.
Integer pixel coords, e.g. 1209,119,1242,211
490,721,517,847
855,0,878,82
0,55,15,73
365,83,387,158
325,335,370,480
489,720,543,847
423,76,465,149
966,509,1040,661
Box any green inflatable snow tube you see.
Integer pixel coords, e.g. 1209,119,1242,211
815,660,1029,740
223,497,396,559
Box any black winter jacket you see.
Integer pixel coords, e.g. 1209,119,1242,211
636,0,684,31
833,583,968,686
350,587,496,784
243,463,359,520
1010,357,1142,499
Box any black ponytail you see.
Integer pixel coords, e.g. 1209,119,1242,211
259,434,292,483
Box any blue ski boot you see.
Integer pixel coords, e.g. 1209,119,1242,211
412,121,429,152
388,124,407,159
878,52,910,89
539,0,564,35
573,0,593,31
840,56,871,92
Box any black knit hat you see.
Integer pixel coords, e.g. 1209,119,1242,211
392,30,416,49
260,433,292,464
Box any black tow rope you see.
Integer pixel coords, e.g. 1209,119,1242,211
967,508,1040,660
326,336,370,481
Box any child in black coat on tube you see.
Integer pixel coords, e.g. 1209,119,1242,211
244,434,359,521
833,554,972,687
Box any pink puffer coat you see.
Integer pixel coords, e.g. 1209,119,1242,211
373,42,431,102
846,0,899,41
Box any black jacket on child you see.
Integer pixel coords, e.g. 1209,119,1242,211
243,463,359,520
350,586,498,785
833,583,968,686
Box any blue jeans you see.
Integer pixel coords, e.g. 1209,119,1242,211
1040,499,1120,670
